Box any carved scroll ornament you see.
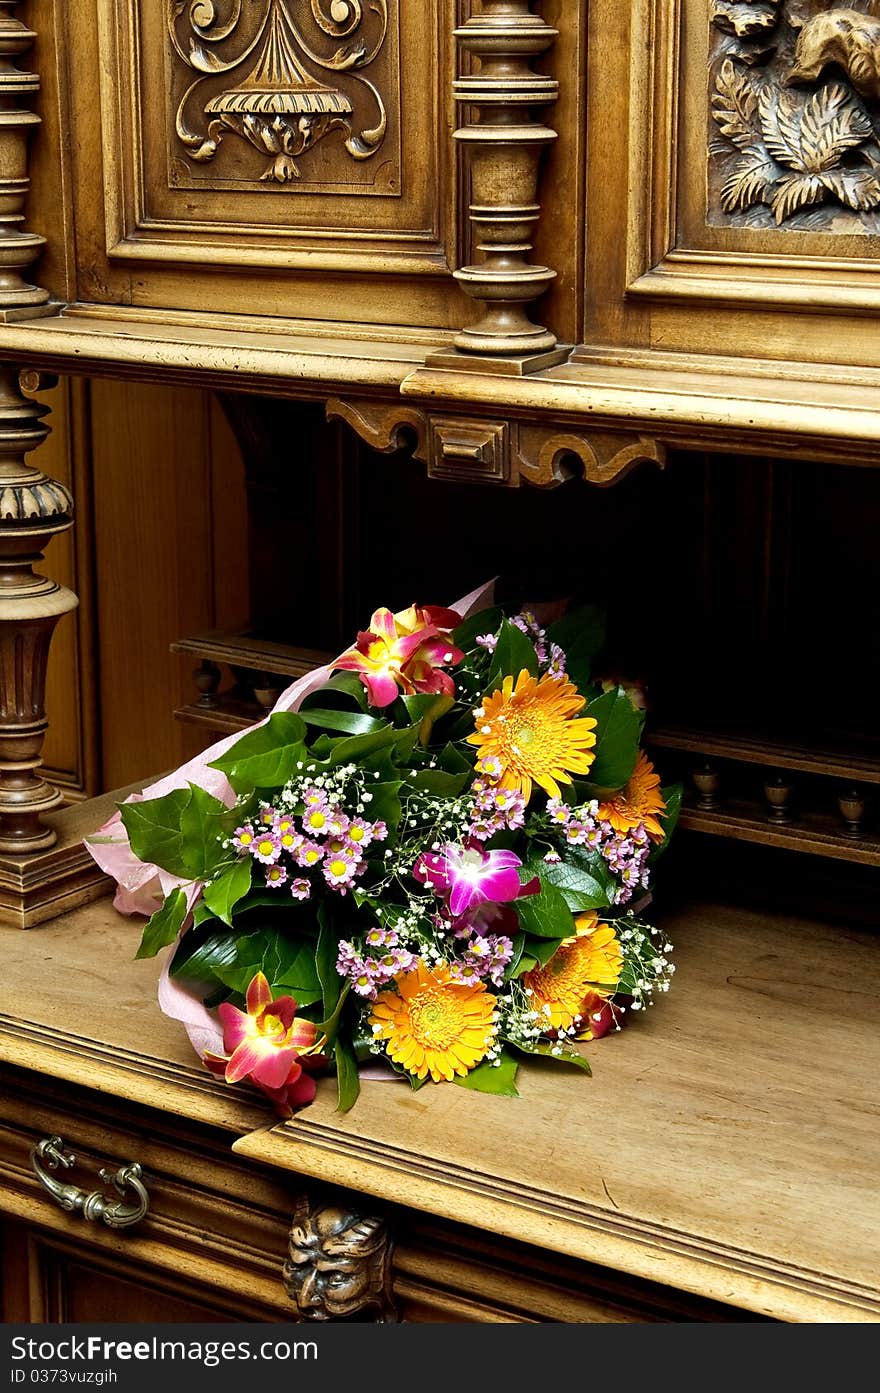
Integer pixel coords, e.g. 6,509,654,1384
283,1196,396,1322
709,3,880,230
169,0,388,183
326,398,666,491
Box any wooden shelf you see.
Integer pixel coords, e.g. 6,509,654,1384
171,631,333,680
649,725,880,786
678,798,880,867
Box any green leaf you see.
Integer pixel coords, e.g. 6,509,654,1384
208,712,308,793
318,981,351,1043
547,606,606,692
586,687,641,791
191,900,217,928
322,722,416,768
299,671,368,712
529,846,613,912
510,1040,592,1075
515,877,576,939
334,1035,360,1113
120,789,191,877
135,889,187,960
523,934,569,966
170,925,321,1007
453,1051,519,1097
452,606,503,653
202,857,253,927
298,708,386,737
486,619,539,688
438,743,472,775
316,904,341,1020
364,780,402,832
178,785,239,879
410,767,470,796
505,932,526,981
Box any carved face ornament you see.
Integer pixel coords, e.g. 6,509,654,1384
284,1201,393,1320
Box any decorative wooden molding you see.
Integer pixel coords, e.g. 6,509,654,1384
0,1,51,320
283,1195,397,1322
169,0,390,185
325,397,428,462
451,1,560,356
427,416,509,484
0,367,76,856
516,427,666,489
328,396,665,490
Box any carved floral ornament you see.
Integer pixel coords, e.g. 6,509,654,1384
709,2,880,228
169,0,388,183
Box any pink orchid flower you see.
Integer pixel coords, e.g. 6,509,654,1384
331,604,463,708
203,972,325,1116
414,843,539,919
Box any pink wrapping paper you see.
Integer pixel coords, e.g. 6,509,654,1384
86,580,497,1059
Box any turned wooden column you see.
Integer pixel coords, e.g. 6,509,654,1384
0,368,75,851
0,0,51,319
452,0,560,359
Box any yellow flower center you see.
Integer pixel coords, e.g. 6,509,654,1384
257,839,275,857
410,988,465,1050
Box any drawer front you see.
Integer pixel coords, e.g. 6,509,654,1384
0,1069,757,1323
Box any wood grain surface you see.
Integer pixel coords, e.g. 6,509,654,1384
0,892,876,1320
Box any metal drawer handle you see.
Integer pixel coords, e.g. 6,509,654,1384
30,1136,149,1230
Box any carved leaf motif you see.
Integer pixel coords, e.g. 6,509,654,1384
712,1,779,39
819,165,880,211
758,86,805,170
798,85,872,173
712,59,760,150
720,150,779,211
770,172,824,223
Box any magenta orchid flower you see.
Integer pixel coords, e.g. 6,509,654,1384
414,843,539,918
203,972,325,1116
331,604,463,708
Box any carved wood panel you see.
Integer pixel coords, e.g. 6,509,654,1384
579,0,880,365
87,0,456,288
709,1,880,230
168,1,399,193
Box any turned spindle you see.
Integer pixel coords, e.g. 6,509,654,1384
193,659,221,708
692,762,721,810
0,0,52,318
763,775,793,826
0,368,77,852
452,1,560,357
838,788,866,841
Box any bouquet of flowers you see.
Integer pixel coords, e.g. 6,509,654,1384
90,589,680,1116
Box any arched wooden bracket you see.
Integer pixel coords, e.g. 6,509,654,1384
283,1195,397,1323
517,427,667,488
326,397,665,489
326,397,428,463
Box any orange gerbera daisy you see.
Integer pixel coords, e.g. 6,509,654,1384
467,669,597,802
369,962,497,1083
597,750,667,842
523,919,623,1033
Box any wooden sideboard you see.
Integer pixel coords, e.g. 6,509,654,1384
0,0,877,1325
1,887,877,1324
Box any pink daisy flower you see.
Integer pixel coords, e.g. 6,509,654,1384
295,839,325,869
250,832,282,865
